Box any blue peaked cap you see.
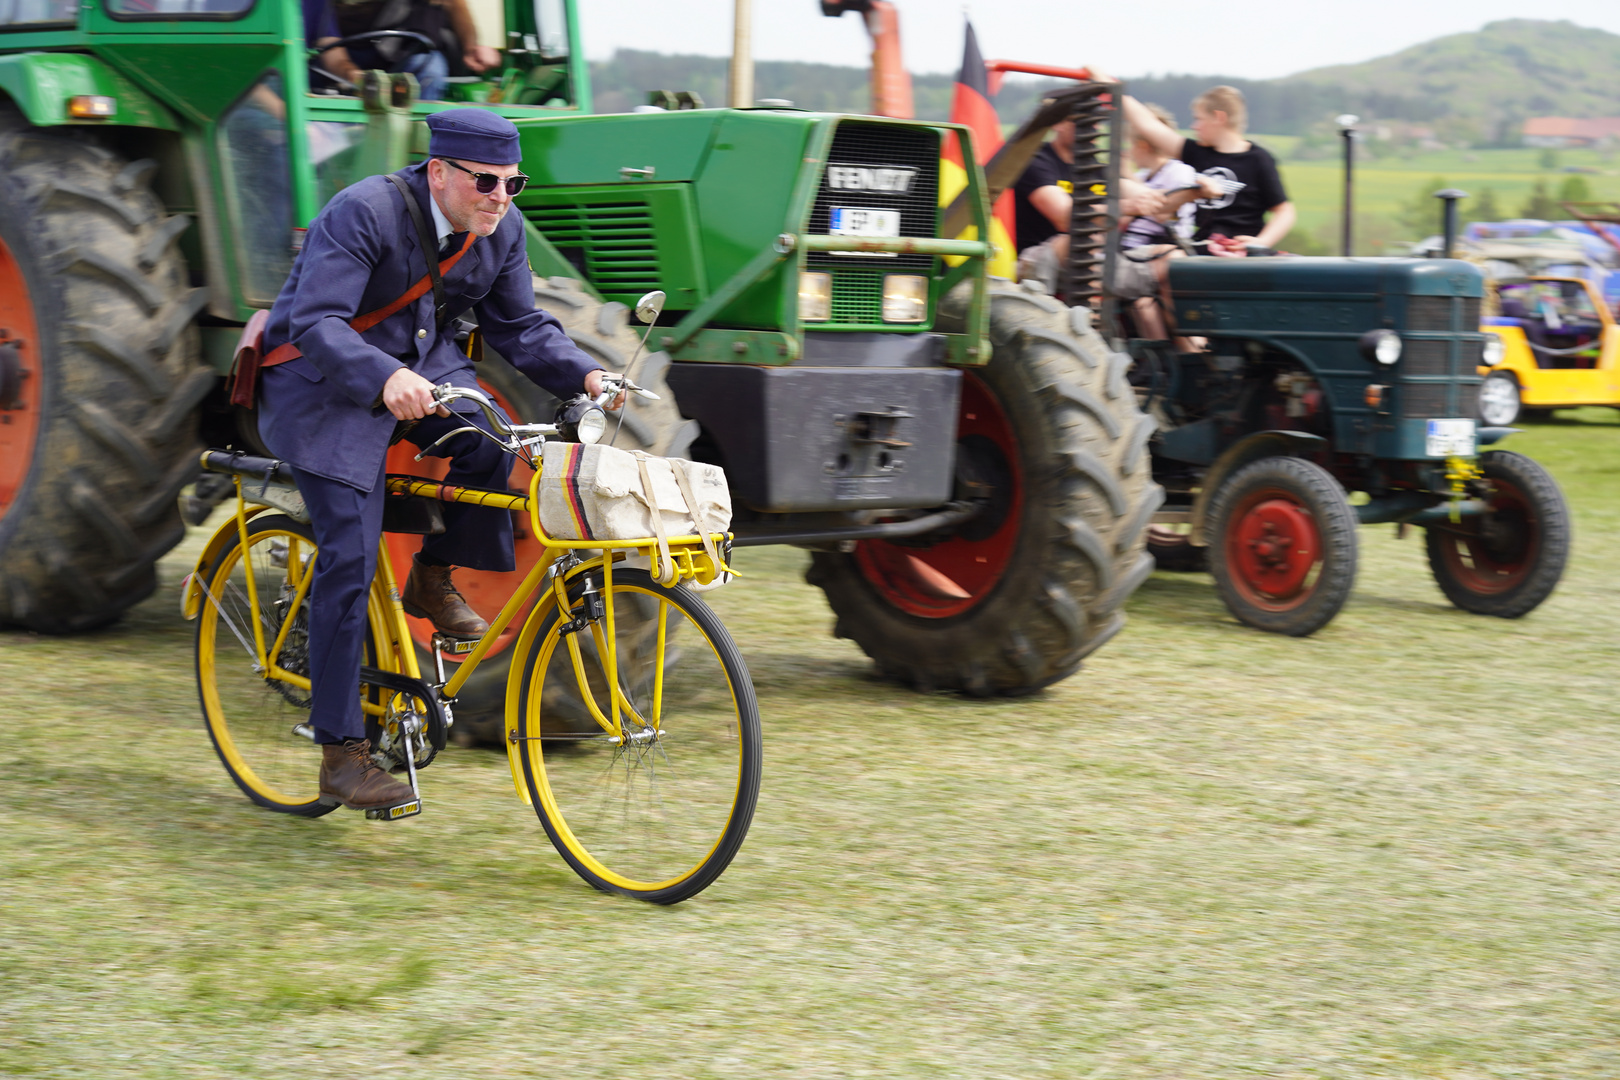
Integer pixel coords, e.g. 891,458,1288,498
426,109,522,166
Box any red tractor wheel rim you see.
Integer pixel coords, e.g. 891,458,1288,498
1225,488,1322,609
1434,475,1536,595
852,373,1023,619
0,235,43,525
383,379,540,663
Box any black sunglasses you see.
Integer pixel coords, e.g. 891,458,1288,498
438,157,528,196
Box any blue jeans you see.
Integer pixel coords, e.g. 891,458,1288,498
396,50,449,101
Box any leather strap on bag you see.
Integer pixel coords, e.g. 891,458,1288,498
633,454,679,587
227,176,477,408
669,460,724,579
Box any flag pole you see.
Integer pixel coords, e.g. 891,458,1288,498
729,0,754,108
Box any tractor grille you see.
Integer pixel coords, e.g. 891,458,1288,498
1401,339,1451,378
525,203,660,294
829,268,886,324
1401,383,1452,418
808,121,941,283
1407,295,1482,332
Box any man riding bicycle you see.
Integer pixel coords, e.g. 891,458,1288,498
256,109,621,815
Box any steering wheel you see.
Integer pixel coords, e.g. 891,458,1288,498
309,30,439,93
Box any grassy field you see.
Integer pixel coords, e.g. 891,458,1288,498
4,412,1620,1077
1266,142,1620,252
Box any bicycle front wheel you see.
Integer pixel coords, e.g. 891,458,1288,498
513,567,761,903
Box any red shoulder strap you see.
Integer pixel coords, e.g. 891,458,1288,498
261,230,478,368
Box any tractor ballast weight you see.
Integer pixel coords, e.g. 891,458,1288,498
0,0,1162,714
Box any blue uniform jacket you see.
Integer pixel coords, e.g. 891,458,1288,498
258,161,597,491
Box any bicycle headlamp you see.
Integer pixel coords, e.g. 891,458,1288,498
1359,328,1402,366
557,396,607,444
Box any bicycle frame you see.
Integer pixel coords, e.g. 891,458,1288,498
187,458,735,804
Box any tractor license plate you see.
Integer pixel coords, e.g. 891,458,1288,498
830,207,901,237
1426,418,1476,456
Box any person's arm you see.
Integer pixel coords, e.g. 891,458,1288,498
441,0,501,73
474,216,601,399
1251,201,1295,249
285,194,416,409
1029,184,1071,233
1116,177,1166,219
1119,94,1184,160
1237,150,1292,248
311,38,361,85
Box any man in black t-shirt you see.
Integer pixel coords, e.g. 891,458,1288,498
1119,84,1296,254
1012,119,1167,297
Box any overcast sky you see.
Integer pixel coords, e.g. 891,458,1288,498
578,1,1620,80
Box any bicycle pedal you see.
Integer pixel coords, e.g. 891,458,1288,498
365,798,423,822
432,633,478,655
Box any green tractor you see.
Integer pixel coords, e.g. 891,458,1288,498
0,0,1160,731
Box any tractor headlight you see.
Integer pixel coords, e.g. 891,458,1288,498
557,397,607,444
1359,328,1402,366
882,274,928,323
1482,335,1505,367
799,272,831,322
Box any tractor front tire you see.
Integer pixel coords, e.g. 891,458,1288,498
1424,449,1568,619
806,280,1163,696
0,125,209,632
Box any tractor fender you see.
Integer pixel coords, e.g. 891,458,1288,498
1186,430,1327,547
0,52,177,131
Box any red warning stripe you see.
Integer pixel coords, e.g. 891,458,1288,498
561,443,594,541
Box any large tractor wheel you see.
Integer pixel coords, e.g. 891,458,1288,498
806,280,1163,696
383,277,695,744
0,125,209,632
1424,449,1568,619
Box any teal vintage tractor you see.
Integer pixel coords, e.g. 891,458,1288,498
0,0,1160,730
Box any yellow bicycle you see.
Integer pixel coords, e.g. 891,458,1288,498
182,379,760,904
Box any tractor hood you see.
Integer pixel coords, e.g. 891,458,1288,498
1169,256,1486,299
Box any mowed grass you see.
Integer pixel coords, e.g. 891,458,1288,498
3,413,1620,1078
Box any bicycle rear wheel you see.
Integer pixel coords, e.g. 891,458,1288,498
195,514,390,816
513,567,761,904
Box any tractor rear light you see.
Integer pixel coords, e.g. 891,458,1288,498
799,272,831,322
881,274,927,322
67,95,115,120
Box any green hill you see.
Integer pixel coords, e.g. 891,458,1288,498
1284,19,1620,144
591,20,1620,147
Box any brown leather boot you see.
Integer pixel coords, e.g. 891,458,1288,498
319,739,418,811
402,559,489,637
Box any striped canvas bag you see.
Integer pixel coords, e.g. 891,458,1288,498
538,442,732,586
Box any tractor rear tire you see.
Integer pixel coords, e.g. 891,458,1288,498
0,125,209,632
806,280,1163,696
403,277,696,744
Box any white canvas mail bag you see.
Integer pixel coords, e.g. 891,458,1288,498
539,442,732,587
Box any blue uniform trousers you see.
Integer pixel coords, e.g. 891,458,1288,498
296,410,514,743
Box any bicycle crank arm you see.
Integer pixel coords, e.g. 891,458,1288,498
358,666,449,752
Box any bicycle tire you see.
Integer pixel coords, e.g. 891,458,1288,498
511,567,761,904
196,514,388,816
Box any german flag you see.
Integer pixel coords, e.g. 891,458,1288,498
939,21,1017,279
